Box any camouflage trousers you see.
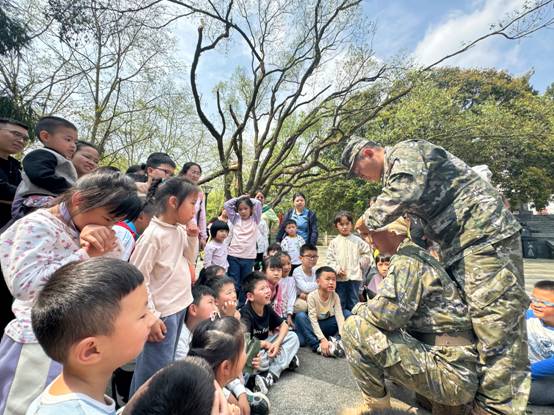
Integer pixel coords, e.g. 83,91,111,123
343,315,479,406
447,233,531,415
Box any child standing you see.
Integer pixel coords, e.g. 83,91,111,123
326,211,372,311
279,220,305,273
526,280,554,405
0,172,142,415
12,116,78,219
204,220,230,270
292,244,319,313
295,266,348,358
27,258,155,414
224,196,262,304
129,177,199,396
240,272,300,394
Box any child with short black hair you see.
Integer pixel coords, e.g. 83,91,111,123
266,243,282,257
279,219,305,272
326,211,372,312
129,177,200,396
135,152,176,194
175,285,218,360
123,356,223,415
295,266,348,358
526,280,554,405
206,276,241,320
196,264,226,287
13,116,79,219
292,244,319,313
204,220,230,270
27,258,155,414
224,196,262,304
240,272,300,393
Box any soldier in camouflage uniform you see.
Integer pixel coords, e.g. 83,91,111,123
342,217,479,413
341,137,530,414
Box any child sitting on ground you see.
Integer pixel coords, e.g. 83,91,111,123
526,280,554,406
295,266,348,358
240,272,300,394
264,256,284,318
206,276,241,320
196,264,226,287
13,116,78,219
279,220,305,273
175,285,218,360
28,258,155,414
122,356,228,415
266,243,282,257
292,244,319,313
326,211,372,312
190,317,270,415
364,254,390,300
204,220,230,270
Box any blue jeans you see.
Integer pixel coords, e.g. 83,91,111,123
336,280,360,312
129,308,187,397
227,256,255,304
294,311,350,351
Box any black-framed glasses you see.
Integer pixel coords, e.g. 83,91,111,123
0,128,29,141
154,167,174,177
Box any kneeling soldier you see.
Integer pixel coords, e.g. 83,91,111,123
343,217,478,414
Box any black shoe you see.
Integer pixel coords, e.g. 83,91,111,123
247,390,270,415
288,354,300,370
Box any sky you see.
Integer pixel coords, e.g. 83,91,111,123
172,0,554,96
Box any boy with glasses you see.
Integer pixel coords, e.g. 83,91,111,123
136,152,176,194
526,280,554,405
292,244,319,313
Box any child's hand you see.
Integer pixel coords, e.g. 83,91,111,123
228,404,241,415
287,315,294,329
299,292,307,301
337,269,347,279
221,300,238,317
252,352,262,370
148,319,167,342
319,338,331,356
80,225,117,257
267,341,281,358
186,222,200,237
237,393,250,415
211,382,229,415
260,340,271,350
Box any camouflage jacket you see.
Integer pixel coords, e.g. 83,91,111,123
353,239,472,334
362,140,520,266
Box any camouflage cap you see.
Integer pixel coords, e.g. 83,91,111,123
371,216,410,235
340,135,372,174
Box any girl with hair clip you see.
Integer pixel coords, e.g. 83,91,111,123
129,177,200,396
0,171,142,415
189,317,270,415
223,195,262,304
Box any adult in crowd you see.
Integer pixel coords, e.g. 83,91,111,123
180,162,207,249
0,118,27,332
341,136,530,414
255,191,279,242
71,140,100,177
276,192,318,246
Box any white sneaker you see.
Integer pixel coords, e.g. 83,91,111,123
330,336,345,358
317,341,336,357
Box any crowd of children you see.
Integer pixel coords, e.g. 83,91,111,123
0,114,552,414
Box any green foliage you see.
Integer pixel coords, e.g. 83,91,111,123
0,6,30,55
